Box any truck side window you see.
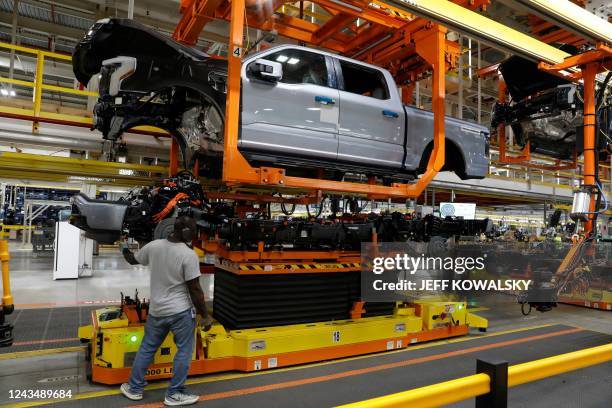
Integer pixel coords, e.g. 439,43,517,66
339,60,389,100
260,49,329,87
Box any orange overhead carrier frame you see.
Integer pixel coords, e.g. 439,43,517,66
174,0,484,198
172,0,498,199
221,20,446,199
171,0,580,199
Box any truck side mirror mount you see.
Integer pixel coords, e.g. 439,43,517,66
248,59,282,82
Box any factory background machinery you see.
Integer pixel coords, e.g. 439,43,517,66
0,0,610,407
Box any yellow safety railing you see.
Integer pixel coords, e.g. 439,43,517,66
337,343,612,408
0,239,13,312
0,41,165,134
0,42,96,127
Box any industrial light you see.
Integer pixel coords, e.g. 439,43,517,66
9,90,15,96
130,335,138,342
275,55,288,63
287,58,300,65
0,89,7,96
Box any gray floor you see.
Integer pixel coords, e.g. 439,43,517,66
0,321,610,407
1,306,96,352
6,242,213,307
1,242,611,407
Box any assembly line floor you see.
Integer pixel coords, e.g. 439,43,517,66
1,303,611,407
2,248,611,407
1,322,610,407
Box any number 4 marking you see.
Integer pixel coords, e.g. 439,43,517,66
233,47,242,57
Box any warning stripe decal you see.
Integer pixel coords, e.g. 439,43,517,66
236,263,361,271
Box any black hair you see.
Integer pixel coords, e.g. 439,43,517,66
174,215,195,232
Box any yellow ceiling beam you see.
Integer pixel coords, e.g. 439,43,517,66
385,0,571,63
0,152,167,187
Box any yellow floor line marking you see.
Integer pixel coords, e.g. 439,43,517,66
467,307,489,312
9,323,566,407
0,346,85,361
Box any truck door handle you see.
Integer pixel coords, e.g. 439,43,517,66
382,110,399,118
315,95,336,105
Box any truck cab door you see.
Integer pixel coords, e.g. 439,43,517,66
241,47,339,163
336,59,405,170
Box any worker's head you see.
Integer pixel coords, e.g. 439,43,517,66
173,215,197,244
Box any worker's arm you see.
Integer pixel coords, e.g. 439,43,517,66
186,278,213,331
121,248,139,265
120,241,149,266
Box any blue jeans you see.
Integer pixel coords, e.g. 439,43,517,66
128,308,196,396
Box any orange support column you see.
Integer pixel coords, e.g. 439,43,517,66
405,25,447,196
169,138,179,177
222,0,259,185
401,83,415,105
581,62,598,234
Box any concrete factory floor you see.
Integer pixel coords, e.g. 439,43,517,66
1,247,611,407
6,243,214,307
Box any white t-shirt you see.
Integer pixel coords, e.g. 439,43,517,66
135,239,201,317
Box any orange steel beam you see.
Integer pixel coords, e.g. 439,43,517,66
314,0,407,28
174,0,490,48
345,25,392,56
476,63,499,78
169,138,179,177
251,13,347,52
312,13,355,45
539,44,612,72
174,0,225,45
582,62,598,234
222,3,447,198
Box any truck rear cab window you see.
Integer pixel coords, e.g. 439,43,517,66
258,49,330,87
339,60,389,100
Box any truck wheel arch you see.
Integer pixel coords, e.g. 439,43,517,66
418,140,467,180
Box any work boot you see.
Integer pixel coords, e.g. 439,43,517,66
164,392,199,406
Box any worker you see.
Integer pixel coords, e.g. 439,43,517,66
302,63,327,86
119,215,212,406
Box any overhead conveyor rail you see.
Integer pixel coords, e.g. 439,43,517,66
338,343,612,408
511,0,612,45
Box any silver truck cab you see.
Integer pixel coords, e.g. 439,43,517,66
240,44,489,180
